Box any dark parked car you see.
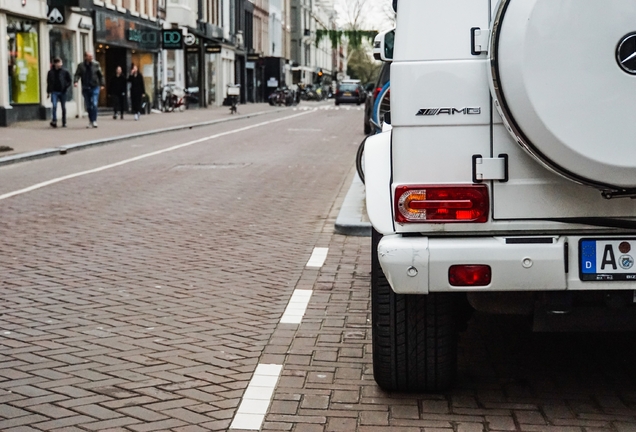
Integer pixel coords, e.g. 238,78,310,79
364,62,391,134
335,80,365,105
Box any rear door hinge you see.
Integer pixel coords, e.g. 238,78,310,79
471,27,490,55
472,154,508,182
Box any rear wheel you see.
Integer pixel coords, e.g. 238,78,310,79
364,118,371,135
371,229,459,392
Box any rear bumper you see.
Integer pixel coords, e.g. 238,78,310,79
335,96,361,104
378,234,636,294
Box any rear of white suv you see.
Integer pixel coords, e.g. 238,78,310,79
365,0,636,392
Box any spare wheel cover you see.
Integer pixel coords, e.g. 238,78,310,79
490,0,636,191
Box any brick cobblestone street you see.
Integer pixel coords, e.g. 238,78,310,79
1,107,636,431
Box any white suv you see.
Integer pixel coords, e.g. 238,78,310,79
365,0,636,392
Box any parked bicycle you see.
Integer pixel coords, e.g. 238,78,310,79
268,87,294,106
227,84,240,114
161,84,187,112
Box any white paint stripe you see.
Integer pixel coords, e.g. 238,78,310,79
0,111,313,202
230,363,283,430
279,289,313,324
306,247,328,268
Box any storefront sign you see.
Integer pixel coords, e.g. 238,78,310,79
247,53,260,61
205,44,221,54
95,10,160,51
47,7,65,25
78,18,92,30
162,30,182,50
49,0,92,7
183,33,197,46
126,28,158,48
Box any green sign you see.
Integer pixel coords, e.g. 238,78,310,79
162,30,183,50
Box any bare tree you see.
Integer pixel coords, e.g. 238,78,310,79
336,0,371,30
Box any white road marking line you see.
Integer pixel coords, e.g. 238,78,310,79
306,247,328,268
230,363,283,430
279,289,313,324
0,111,313,202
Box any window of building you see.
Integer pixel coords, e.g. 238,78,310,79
49,28,75,101
7,16,41,105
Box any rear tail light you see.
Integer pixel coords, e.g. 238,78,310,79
449,265,491,287
373,87,382,100
355,90,359,96
395,185,489,223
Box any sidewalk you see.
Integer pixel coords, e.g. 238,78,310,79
334,173,371,236
0,103,284,165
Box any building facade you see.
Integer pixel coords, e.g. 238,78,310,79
92,0,163,111
1,0,50,126
46,0,95,121
290,0,333,87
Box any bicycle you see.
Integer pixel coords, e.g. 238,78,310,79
227,85,240,114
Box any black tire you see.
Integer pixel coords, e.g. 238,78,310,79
356,138,366,185
364,118,372,135
335,100,340,106
371,229,459,392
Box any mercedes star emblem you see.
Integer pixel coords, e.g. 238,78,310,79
617,33,636,75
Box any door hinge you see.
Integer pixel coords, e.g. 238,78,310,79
473,154,508,182
471,27,489,55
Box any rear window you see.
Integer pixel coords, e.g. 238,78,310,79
339,84,358,91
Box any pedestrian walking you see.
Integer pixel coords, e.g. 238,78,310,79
46,57,72,128
73,52,104,128
128,64,145,121
108,66,127,120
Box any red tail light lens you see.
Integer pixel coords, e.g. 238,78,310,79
449,265,491,287
373,87,382,99
395,185,489,223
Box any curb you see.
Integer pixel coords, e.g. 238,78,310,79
0,108,286,167
334,174,371,237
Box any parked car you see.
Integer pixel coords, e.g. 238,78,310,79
365,0,636,393
334,80,365,105
363,62,391,134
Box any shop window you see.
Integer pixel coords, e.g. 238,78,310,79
186,52,199,88
166,49,176,83
7,16,41,105
207,54,216,104
49,28,75,101
131,51,155,105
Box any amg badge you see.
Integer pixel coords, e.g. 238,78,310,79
416,107,481,116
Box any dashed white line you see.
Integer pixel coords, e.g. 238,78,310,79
306,247,328,268
230,363,283,430
279,289,313,324
0,111,313,202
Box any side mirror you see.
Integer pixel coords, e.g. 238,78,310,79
365,83,375,92
373,29,395,62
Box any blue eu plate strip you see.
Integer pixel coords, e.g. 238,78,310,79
581,240,597,274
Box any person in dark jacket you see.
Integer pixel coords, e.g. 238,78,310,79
108,66,127,120
74,52,104,128
46,57,72,128
128,64,145,121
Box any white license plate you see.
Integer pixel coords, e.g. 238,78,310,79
343,92,351,96
580,238,636,281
